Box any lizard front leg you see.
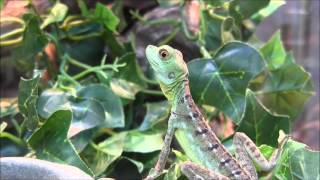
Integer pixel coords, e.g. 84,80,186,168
144,115,176,180
233,132,289,179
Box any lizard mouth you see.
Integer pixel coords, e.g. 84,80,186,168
145,45,160,68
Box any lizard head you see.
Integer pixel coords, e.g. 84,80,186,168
145,45,188,87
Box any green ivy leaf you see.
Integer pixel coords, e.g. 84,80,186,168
76,84,124,128
273,140,320,179
260,31,286,70
94,3,119,32
237,90,290,146
41,2,68,28
37,84,124,136
251,0,286,24
251,53,314,119
229,0,270,24
188,42,265,124
122,157,144,173
37,89,105,136
18,76,40,130
91,133,126,175
28,110,93,176
13,14,48,71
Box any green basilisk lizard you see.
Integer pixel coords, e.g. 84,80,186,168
144,45,288,180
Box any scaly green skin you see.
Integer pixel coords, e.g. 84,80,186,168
145,45,288,180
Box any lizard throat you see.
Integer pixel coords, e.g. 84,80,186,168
159,75,190,106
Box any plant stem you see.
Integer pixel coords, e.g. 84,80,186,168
60,55,80,86
72,63,126,80
0,132,26,147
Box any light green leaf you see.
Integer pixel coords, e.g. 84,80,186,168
18,76,40,130
94,3,119,32
76,0,89,16
188,42,265,124
123,131,164,153
0,98,19,118
164,163,181,180
41,2,68,28
0,122,7,133
251,0,286,23
110,78,141,100
139,101,171,131
260,31,286,69
28,110,93,176
273,139,320,180
237,90,290,146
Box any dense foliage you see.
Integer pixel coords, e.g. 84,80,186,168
0,0,318,179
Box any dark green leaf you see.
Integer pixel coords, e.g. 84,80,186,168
76,84,124,128
122,157,144,173
18,76,40,130
200,10,237,53
188,42,265,124
70,128,96,152
229,0,270,24
139,101,170,131
13,14,48,71
260,31,286,69
94,3,119,32
38,84,124,135
114,53,147,89
103,29,126,57
41,2,68,28
251,53,314,119
37,89,105,136
237,90,290,146
28,110,93,176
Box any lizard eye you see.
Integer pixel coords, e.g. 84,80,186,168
159,49,170,60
